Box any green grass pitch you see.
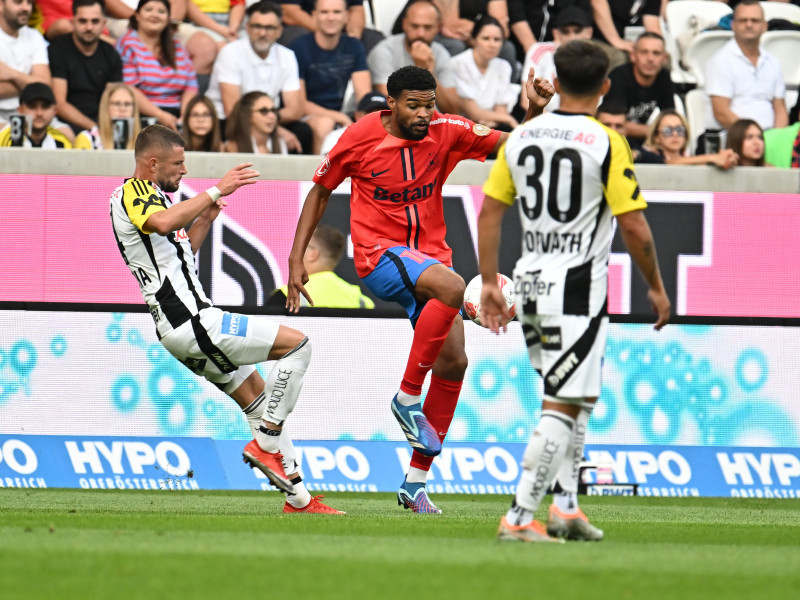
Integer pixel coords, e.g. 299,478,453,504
1,489,798,599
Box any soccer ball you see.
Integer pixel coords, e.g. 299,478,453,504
462,274,516,327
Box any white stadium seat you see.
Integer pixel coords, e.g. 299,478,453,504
370,0,406,37
665,1,733,84
683,30,733,88
684,88,709,155
760,30,800,89
760,1,800,24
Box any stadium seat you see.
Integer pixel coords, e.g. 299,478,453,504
665,1,733,84
684,88,708,155
362,0,375,28
683,30,734,88
370,0,405,37
760,1,800,24
760,30,800,89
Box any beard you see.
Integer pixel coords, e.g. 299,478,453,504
159,179,180,193
397,118,429,141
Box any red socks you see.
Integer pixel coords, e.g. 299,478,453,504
409,374,462,471
400,299,460,395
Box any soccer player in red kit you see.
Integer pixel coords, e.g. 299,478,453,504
287,65,553,513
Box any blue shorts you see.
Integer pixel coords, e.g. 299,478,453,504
362,246,443,323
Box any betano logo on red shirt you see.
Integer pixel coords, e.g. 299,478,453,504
373,178,437,203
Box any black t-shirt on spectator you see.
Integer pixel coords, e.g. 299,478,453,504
507,0,591,43
594,0,660,44
48,35,123,126
606,63,676,124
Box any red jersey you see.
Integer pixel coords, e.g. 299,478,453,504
313,110,501,277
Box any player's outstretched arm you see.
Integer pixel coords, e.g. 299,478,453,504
616,209,671,330
145,162,259,240
287,183,333,313
477,195,512,334
187,163,261,252
494,69,554,152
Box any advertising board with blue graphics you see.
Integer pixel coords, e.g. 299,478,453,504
3,436,799,498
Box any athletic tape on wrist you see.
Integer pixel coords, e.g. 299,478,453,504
206,186,222,202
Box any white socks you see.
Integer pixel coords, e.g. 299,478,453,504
395,389,421,407
513,410,575,514
553,403,593,515
406,466,428,485
261,337,311,426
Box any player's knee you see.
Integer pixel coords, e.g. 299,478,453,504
436,347,468,378
439,275,466,308
283,335,311,367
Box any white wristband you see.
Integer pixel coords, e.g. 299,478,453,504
206,186,222,202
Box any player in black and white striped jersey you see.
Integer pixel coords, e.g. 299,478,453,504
109,124,343,514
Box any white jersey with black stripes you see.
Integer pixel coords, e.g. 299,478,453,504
109,178,212,338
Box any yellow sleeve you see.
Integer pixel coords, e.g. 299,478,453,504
603,129,648,216
0,126,11,147
122,178,167,233
481,142,517,206
74,131,93,150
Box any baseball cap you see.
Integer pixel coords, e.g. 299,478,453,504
19,82,55,106
555,6,591,30
357,93,389,113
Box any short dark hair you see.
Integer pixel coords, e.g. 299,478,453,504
386,65,437,99
72,0,105,15
734,0,764,18
471,14,504,41
596,101,626,117
554,40,609,97
135,124,185,158
636,31,665,45
312,225,346,266
247,0,282,20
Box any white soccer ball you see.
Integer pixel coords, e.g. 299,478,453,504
462,273,516,327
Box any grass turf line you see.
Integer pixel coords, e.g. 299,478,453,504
0,489,798,599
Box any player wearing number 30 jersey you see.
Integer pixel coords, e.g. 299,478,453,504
478,41,671,542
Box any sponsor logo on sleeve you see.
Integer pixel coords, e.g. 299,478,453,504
472,123,491,136
315,156,331,177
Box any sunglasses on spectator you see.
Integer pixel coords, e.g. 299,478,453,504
659,125,687,137
253,107,279,116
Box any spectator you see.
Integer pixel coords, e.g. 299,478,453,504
223,90,287,153
49,0,123,135
591,0,661,66
74,82,142,149
646,109,738,168
276,0,383,53
289,0,370,154
207,1,310,153
763,121,800,168
432,0,516,67
519,5,593,113
32,0,74,40
319,91,387,154
0,82,72,147
185,0,245,43
105,0,220,89
595,100,663,163
703,0,787,143
117,0,199,130
507,0,591,56
451,15,517,131
0,0,51,125
605,32,675,143
726,118,766,167
367,0,460,114
182,94,222,151
270,225,375,308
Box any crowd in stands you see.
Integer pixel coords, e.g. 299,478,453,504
2,0,800,167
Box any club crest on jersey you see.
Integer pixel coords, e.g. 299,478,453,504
473,123,491,136
315,156,330,177
424,152,440,173
221,313,248,337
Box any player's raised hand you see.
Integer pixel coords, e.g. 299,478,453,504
217,162,260,196
648,287,671,331
286,257,313,313
525,68,555,110
480,282,511,335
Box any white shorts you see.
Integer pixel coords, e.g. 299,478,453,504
160,307,279,393
518,310,609,401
